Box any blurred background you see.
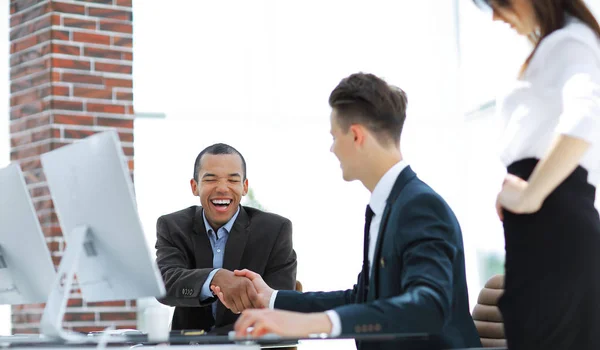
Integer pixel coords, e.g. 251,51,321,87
1,1,599,349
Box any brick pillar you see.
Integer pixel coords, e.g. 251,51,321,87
9,0,135,334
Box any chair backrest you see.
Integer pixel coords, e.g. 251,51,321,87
472,274,506,348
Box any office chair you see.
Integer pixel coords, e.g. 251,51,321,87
472,274,506,348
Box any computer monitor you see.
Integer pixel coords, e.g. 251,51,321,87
0,163,56,305
39,130,165,340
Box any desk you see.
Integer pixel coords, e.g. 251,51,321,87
298,343,507,350
0,334,508,350
2,347,257,350
0,344,506,350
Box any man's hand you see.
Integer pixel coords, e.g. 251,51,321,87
210,269,259,314
234,309,332,337
212,269,274,311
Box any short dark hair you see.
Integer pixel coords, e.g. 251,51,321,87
328,72,408,145
193,143,247,181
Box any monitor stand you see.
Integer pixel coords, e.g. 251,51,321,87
40,225,101,343
3,226,138,346
0,245,20,300
0,246,36,344
0,228,95,345
0,246,47,345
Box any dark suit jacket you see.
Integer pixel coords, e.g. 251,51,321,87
155,205,297,333
275,166,481,349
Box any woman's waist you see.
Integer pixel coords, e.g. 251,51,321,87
507,158,597,205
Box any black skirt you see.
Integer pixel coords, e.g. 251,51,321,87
499,158,600,350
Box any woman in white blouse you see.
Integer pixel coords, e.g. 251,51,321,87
474,0,600,349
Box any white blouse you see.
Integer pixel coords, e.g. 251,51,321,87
497,16,600,186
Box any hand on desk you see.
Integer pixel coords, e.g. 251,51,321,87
211,269,273,313
234,309,332,337
209,269,260,314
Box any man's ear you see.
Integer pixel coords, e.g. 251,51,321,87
349,124,366,146
190,178,199,196
242,179,249,196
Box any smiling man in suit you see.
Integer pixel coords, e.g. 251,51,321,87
155,143,297,334
213,73,481,349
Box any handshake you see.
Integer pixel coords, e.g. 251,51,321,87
211,269,333,337
209,269,274,314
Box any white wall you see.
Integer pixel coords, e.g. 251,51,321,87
132,5,476,348
133,0,466,281
590,0,600,19
457,0,530,283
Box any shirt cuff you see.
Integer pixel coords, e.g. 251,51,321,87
268,290,279,309
325,310,342,337
200,268,220,301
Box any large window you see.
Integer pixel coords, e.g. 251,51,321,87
457,0,600,287
133,2,472,348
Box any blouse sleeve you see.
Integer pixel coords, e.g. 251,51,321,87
544,39,600,145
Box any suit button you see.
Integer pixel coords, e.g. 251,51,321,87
354,326,361,333
368,324,374,332
375,323,382,332
361,325,368,332
380,258,385,268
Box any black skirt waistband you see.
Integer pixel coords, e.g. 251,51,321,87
507,158,596,206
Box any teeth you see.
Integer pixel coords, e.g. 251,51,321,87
212,199,231,205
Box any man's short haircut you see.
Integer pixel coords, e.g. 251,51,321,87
193,143,247,181
328,72,408,145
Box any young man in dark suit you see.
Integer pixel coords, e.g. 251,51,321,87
213,73,481,349
155,144,297,334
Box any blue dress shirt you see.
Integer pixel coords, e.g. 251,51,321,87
200,206,240,320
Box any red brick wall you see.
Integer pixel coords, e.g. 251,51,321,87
9,0,136,334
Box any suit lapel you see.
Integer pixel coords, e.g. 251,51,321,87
216,206,250,323
369,166,417,300
192,207,214,271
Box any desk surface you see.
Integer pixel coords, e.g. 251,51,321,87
294,340,506,350
3,347,258,350
0,334,507,350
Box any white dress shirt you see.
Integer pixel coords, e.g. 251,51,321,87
269,160,409,337
497,16,600,185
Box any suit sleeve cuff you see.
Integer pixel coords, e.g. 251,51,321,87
325,310,342,337
268,290,279,309
200,268,220,301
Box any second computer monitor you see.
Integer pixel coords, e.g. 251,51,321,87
40,130,165,303
0,163,56,305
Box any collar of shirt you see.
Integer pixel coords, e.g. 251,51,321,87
369,160,408,217
202,206,241,236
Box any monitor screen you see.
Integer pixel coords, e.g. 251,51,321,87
0,163,56,305
41,130,165,303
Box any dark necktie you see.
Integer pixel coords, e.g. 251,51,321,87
361,205,374,301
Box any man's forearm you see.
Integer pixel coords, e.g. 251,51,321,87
158,266,215,307
274,289,353,313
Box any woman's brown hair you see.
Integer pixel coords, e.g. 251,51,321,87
475,0,600,77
